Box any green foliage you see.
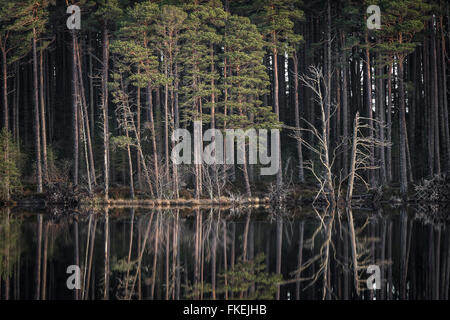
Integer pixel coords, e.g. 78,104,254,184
254,0,304,53
0,209,21,279
87,0,123,29
222,14,280,130
111,135,134,151
111,1,163,88
0,129,22,200
374,0,431,60
180,3,225,122
0,0,37,64
221,253,283,299
185,253,283,300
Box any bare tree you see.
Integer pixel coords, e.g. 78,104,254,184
346,113,389,203
295,66,335,206
292,66,389,206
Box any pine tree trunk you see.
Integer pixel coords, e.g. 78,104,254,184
39,45,49,183
272,44,282,188
136,73,142,190
164,57,170,180
102,25,109,200
340,31,349,176
88,34,94,137
292,52,304,182
398,58,408,195
125,124,134,200
75,38,96,186
376,49,387,185
364,29,375,186
146,85,159,196
347,113,359,202
71,30,79,187
326,0,331,142
33,28,43,193
431,21,441,175
2,48,10,200
386,62,393,182
2,48,7,131
439,15,450,170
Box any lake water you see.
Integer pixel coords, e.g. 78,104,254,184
0,205,448,300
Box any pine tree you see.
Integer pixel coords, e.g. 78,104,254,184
154,5,188,198
0,0,32,132
91,0,122,201
180,2,224,198
117,0,162,197
255,0,304,190
28,0,49,193
376,0,431,194
223,14,280,196
0,128,21,200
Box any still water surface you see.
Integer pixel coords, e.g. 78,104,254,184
0,206,448,300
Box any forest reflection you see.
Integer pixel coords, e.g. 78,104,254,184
0,206,449,300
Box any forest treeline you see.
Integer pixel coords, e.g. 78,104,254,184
0,0,449,202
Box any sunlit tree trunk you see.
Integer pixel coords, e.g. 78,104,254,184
39,44,48,182
292,51,304,182
102,25,110,201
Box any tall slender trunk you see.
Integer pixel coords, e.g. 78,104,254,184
70,31,79,188
439,15,450,170
326,0,331,143
398,57,408,195
102,25,110,200
340,31,349,176
14,63,20,143
376,49,386,185
347,113,359,202
33,28,43,193
2,48,7,131
39,44,48,182
88,34,94,137
146,85,159,196
272,40,283,188
164,59,169,179
210,45,219,193
386,63,393,182
1,47,9,200
75,38,96,186
364,29,375,186
292,51,304,182
431,22,441,175
136,70,142,189
123,87,134,199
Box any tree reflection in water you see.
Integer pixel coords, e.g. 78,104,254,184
0,205,449,300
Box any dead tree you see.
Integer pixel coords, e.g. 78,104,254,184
345,113,389,203
293,66,388,207
296,66,336,206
